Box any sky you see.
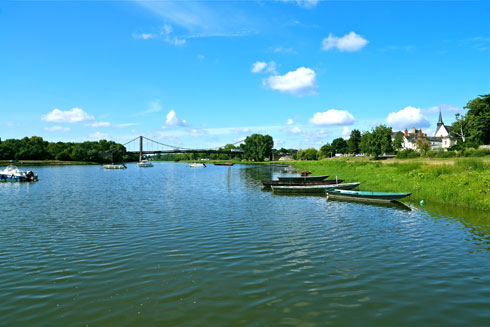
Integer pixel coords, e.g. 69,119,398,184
1,0,489,150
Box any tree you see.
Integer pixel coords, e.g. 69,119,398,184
464,93,490,145
451,94,490,146
347,129,362,154
240,134,274,161
303,148,318,160
451,113,467,144
360,131,372,155
393,133,404,151
416,138,430,154
331,137,348,154
366,125,393,159
319,143,334,158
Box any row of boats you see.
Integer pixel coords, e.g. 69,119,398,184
103,161,234,169
262,173,411,203
189,162,234,168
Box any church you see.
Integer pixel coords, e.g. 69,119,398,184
392,111,456,151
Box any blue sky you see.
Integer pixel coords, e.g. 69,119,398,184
1,0,489,150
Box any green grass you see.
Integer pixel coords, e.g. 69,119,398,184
283,158,490,211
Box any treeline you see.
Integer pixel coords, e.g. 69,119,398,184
0,136,136,163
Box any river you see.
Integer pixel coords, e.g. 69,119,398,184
1,162,489,326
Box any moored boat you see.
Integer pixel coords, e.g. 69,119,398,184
103,163,127,169
137,160,153,167
277,174,329,182
0,165,38,182
326,189,411,203
262,179,344,187
214,162,234,166
189,162,206,168
271,182,360,193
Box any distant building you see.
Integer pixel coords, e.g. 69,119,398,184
433,111,456,148
392,111,456,151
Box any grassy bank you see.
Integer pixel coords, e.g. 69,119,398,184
285,157,490,211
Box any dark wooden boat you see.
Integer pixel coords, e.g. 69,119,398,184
271,182,360,193
277,174,329,182
326,190,411,203
214,162,234,166
262,179,343,187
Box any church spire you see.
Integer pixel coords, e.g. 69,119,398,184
437,109,444,126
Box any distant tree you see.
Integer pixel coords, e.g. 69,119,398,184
240,134,274,161
450,94,490,146
332,137,348,154
393,133,404,151
303,148,318,160
367,125,393,159
360,132,372,155
278,147,289,155
319,143,334,158
450,113,467,145
416,138,431,154
347,129,362,154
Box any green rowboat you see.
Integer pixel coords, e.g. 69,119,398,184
326,189,411,203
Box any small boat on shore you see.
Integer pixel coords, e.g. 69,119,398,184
277,174,329,182
214,162,234,166
137,160,153,167
103,163,127,169
326,189,411,203
262,179,343,187
271,182,360,193
0,165,38,182
189,163,206,168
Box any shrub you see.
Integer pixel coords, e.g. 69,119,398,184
437,151,456,158
396,149,420,159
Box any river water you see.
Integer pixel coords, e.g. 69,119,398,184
1,162,489,326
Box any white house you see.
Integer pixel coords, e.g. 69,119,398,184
392,111,456,151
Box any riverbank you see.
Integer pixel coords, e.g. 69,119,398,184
284,157,490,211
0,160,99,166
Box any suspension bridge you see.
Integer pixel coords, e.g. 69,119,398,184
120,136,244,161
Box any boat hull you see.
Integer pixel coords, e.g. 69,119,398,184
262,179,344,187
189,163,206,168
326,190,411,203
271,182,360,193
214,163,234,166
277,175,329,182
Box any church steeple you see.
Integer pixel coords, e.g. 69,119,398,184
437,109,444,126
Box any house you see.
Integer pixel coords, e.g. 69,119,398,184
392,111,456,151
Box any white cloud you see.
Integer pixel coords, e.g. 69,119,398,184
423,104,463,115
342,126,351,139
309,109,355,126
281,0,319,9
44,126,70,132
42,108,95,123
89,132,111,140
252,61,267,73
286,126,302,134
285,118,294,125
165,110,187,126
264,67,317,96
89,122,111,127
386,106,430,130
322,32,368,52
251,61,277,74
134,24,186,46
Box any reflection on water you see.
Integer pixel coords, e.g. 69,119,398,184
0,163,489,327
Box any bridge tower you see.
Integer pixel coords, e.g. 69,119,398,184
139,136,143,162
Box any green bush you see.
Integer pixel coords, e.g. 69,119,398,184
396,149,420,159
437,151,456,158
